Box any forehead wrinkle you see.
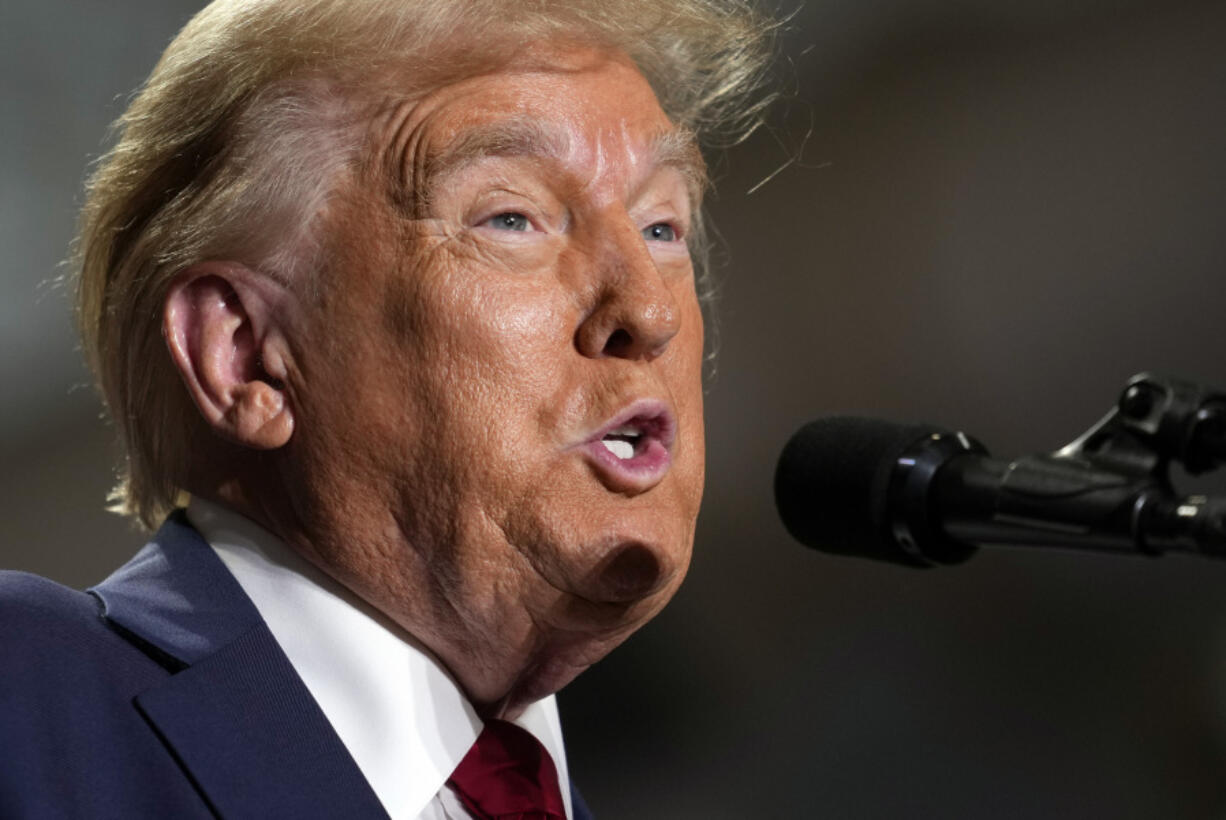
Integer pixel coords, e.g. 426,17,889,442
392,108,706,219
372,97,429,216
410,117,573,217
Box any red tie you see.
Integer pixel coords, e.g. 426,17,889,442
446,719,567,820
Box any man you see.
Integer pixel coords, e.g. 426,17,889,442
1,1,773,817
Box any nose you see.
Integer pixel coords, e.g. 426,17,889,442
574,226,683,360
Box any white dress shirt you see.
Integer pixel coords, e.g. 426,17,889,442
186,498,573,820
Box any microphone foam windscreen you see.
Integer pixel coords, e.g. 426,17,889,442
774,416,942,563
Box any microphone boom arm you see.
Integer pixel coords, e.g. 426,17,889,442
893,374,1226,564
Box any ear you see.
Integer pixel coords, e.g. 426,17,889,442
162,263,295,450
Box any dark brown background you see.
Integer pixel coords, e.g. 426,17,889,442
4,1,1226,816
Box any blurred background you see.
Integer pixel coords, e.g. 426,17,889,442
4,0,1225,816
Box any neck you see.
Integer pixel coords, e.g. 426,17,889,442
189,472,577,720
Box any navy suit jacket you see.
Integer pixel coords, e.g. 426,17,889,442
0,513,593,819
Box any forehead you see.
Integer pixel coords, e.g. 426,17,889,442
428,48,667,137
377,45,704,205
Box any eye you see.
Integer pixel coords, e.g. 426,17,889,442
643,222,678,242
483,212,531,232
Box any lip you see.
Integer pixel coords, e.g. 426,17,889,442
578,398,676,493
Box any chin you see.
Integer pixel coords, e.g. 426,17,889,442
485,552,688,715
538,526,693,634
510,489,696,602
470,477,700,711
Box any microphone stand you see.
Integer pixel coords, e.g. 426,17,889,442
896,373,1226,564
1054,373,1226,557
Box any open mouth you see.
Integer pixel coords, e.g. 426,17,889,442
582,401,676,491
598,416,666,460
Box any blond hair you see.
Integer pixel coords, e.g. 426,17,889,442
75,0,777,529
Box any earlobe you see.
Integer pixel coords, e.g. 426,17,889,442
226,380,295,449
163,265,295,450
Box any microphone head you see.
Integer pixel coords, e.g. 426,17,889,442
774,416,946,567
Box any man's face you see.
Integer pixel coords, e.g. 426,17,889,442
282,45,706,712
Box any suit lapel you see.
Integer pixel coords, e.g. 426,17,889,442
91,513,388,819
133,620,387,819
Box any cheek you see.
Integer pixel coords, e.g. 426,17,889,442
386,244,566,379
379,252,581,477
673,295,707,461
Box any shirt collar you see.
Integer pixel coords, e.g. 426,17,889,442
186,497,572,820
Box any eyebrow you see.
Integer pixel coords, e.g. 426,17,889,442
650,126,707,209
403,116,707,217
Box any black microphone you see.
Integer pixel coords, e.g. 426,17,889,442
774,416,1226,568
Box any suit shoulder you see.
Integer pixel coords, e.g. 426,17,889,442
0,569,99,633
0,569,149,673
0,573,207,817
0,568,167,709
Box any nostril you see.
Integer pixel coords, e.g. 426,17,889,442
602,328,634,356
